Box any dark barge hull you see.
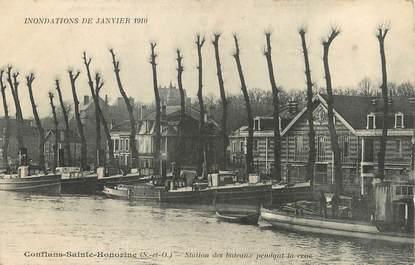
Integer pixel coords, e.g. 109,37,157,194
61,176,99,194
213,183,273,205
0,174,61,195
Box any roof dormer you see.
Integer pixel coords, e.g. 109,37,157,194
367,113,376,129
394,112,404,129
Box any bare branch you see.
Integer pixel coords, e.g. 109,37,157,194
323,27,341,46
26,73,35,86
196,34,205,48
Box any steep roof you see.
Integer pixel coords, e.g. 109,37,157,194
320,94,415,130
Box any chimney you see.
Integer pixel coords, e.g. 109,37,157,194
370,97,379,112
84,95,89,105
288,99,298,115
161,105,167,121
105,94,108,105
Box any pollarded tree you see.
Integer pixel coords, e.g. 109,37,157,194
83,52,114,166
196,34,207,178
376,25,390,182
6,67,24,149
109,49,139,169
322,27,342,194
48,92,59,170
150,43,161,176
68,70,87,170
212,33,229,170
26,73,46,170
55,79,72,166
233,34,254,174
264,32,281,182
176,49,186,169
0,70,10,168
299,28,316,186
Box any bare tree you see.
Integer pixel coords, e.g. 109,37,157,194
376,25,390,182
150,43,161,176
176,49,185,170
212,33,229,170
109,49,139,169
358,77,374,96
48,92,59,170
264,32,281,182
299,28,316,186
6,67,24,149
55,80,72,166
83,52,114,166
95,73,115,164
233,34,254,174
196,34,207,177
68,70,87,170
26,73,45,170
0,70,10,168
322,27,342,194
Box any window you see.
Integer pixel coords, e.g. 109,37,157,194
294,136,303,161
317,136,326,162
232,141,237,152
315,164,328,184
253,139,258,151
125,139,129,151
367,114,375,129
396,140,403,158
254,119,260,131
395,113,404,128
240,141,244,153
343,141,349,158
114,139,119,151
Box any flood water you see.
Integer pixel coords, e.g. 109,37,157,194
0,191,413,265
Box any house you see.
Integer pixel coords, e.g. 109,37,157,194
110,105,222,175
76,95,111,166
44,129,82,168
229,94,415,196
0,118,39,168
229,100,304,174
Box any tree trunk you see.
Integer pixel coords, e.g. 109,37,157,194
48,92,59,170
69,70,87,170
55,80,72,166
233,35,254,174
95,74,114,165
150,43,161,176
376,27,389,182
196,35,206,177
26,73,45,170
109,49,139,169
83,52,114,167
264,32,281,182
299,29,316,186
176,49,185,170
212,33,228,170
6,67,24,150
322,28,342,194
0,71,10,169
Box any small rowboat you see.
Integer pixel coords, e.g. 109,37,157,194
216,210,260,225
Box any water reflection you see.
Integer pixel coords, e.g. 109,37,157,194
0,192,413,265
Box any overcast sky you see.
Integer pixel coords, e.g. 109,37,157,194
0,0,414,118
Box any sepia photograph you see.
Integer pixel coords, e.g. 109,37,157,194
0,0,414,264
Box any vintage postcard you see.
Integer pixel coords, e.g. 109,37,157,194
0,0,414,264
